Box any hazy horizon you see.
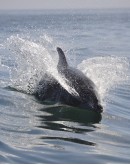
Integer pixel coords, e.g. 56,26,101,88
0,0,130,10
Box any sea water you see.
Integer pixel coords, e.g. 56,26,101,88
0,9,130,163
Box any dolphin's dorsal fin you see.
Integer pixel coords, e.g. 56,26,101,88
57,47,68,72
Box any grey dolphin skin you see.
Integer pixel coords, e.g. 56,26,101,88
35,47,103,113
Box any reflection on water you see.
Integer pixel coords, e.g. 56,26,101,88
35,104,102,147
38,105,102,125
40,136,95,146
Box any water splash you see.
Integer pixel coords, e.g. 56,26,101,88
2,35,129,105
5,35,79,96
78,56,129,103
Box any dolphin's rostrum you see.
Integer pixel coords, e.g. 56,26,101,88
35,47,103,113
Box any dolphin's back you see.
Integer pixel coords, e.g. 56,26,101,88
56,47,102,112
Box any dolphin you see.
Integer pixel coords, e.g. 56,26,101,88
35,47,103,113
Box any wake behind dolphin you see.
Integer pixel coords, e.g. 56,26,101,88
35,47,103,113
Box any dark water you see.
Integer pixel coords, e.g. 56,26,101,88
0,9,130,163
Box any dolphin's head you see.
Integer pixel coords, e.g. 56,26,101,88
92,100,103,113
77,84,103,113
87,90,103,113
81,96,103,113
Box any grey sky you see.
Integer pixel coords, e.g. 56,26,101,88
0,0,130,10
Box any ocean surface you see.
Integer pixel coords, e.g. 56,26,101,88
0,9,130,163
